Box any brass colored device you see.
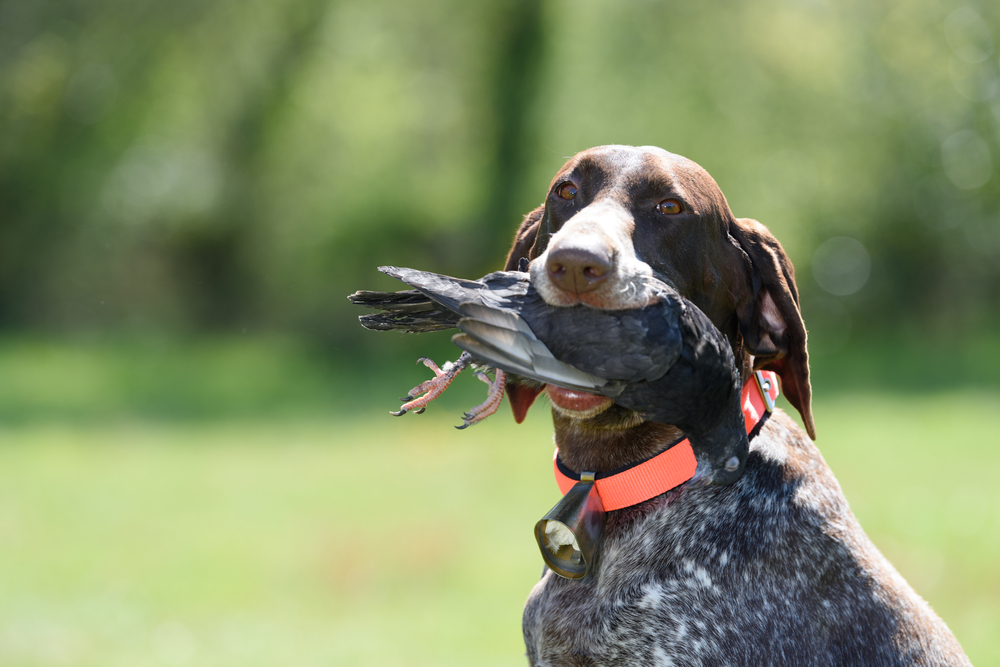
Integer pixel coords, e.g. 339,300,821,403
534,471,605,579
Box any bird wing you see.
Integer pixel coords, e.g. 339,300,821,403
453,303,619,395
379,266,533,314
379,266,492,314
538,306,683,383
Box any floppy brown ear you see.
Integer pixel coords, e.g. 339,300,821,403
728,217,816,440
501,204,546,423
504,204,544,271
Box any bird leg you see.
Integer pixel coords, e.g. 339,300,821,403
456,369,507,429
391,351,473,416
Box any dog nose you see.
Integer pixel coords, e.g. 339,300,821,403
546,243,613,294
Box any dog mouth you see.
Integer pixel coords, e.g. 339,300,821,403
528,256,665,312
534,280,664,311
545,385,615,418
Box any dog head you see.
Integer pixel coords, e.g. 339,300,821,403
504,145,815,455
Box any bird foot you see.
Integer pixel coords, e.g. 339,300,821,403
456,369,506,429
391,352,472,416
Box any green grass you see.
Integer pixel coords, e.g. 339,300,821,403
1,395,999,666
0,337,998,665
0,411,560,667
0,333,477,423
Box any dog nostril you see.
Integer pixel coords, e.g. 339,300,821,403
545,245,613,294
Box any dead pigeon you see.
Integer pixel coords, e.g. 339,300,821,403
350,266,749,484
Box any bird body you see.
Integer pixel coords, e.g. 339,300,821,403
351,266,750,484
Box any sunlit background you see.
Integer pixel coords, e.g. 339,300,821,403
1,0,999,664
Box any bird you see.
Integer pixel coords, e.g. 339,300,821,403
350,266,749,485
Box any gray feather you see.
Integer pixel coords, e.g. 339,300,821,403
453,318,611,393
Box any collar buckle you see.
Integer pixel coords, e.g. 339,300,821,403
754,370,776,413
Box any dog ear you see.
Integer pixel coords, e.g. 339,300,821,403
728,217,816,440
502,205,546,423
504,204,544,272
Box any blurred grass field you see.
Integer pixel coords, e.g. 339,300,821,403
1,337,999,666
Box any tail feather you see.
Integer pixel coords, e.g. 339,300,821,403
350,289,460,332
348,289,431,310
379,266,487,314
358,311,458,333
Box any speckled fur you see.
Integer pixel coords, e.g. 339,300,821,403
506,146,970,665
522,411,970,666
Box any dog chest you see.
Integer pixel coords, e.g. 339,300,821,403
521,419,968,666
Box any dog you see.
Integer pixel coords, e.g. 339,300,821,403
498,146,969,666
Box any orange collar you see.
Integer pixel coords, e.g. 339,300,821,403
553,371,779,511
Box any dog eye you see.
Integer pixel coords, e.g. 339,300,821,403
656,199,683,215
556,182,578,200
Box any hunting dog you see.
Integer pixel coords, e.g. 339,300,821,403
500,146,969,666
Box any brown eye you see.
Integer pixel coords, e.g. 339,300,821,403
556,182,578,200
657,199,682,215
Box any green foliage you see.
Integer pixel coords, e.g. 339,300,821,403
0,331,478,422
1,0,998,343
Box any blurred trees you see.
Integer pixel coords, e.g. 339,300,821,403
0,0,998,350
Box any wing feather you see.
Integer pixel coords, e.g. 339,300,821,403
453,315,614,394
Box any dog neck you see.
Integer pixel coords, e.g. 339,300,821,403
551,349,755,474
552,410,686,473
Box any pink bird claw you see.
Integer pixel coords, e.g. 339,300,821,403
456,370,507,429
391,353,472,417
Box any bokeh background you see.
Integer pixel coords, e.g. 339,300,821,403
2,0,999,664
